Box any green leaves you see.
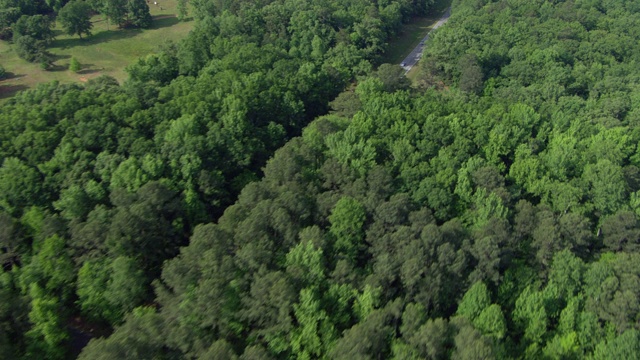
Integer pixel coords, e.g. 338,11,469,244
0,158,43,215
57,0,92,38
457,282,506,340
329,197,367,262
457,281,491,321
77,257,146,324
25,284,68,360
592,329,640,360
291,288,337,359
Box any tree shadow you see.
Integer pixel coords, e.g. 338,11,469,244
51,28,143,50
77,67,101,75
2,71,25,80
52,53,71,61
47,64,69,72
150,15,180,29
0,84,29,99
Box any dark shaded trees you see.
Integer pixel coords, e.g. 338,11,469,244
57,0,92,38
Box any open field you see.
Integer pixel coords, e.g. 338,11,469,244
0,0,193,99
381,0,452,65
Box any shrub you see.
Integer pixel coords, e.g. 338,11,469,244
69,57,81,72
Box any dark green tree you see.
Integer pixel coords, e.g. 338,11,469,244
103,0,127,28
127,0,151,28
13,34,47,62
12,15,53,44
57,0,93,39
373,63,411,92
77,307,164,360
457,53,484,94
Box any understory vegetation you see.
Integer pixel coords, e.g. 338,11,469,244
1,0,640,359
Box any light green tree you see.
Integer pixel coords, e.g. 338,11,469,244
329,196,367,262
69,57,81,72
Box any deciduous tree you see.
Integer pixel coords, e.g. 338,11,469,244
58,0,92,38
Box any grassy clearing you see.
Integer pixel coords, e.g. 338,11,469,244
381,0,452,64
406,64,422,83
0,0,193,99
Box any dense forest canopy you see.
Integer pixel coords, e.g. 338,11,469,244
2,0,640,358
0,0,437,358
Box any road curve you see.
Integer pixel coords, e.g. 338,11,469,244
400,7,452,72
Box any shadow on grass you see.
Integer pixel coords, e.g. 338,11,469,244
51,16,180,50
51,28,143,50
3,71,25,80
52,53,71,61
150,15,180,29
47,64,69,72
77,67,101,75
0,84,29,99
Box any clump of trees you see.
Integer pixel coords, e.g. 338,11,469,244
96,0,152,29
12,14,53,62
0,0,153,63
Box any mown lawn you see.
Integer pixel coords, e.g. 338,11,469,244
0,0,193,99
381,0,452,65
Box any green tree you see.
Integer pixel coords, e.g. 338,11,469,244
45,0,68,11
105,256,146,320
69,57,81,72
458,53,484,94
76,260,111,323
77,257,146,324
58,0,93,39
14,34,48,62
103,0,127,28
18,235,75,300
600,210,640,252
0,7,21,39
373,63,410,92
329,196,367,263
78,307,164,359
285,239,325,288
474,304,507,340
583,159,627,216
411,318,452,360
24,284,68,360
12,15,54,44
177,0,188,21
201,339,238,360
329,307,396,359
291,287,337,359
513,285,549,345
127,0,152,28
592,329,640,360
451,317,494,360
457,281,491,321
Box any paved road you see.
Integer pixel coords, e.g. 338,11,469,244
400,7,451,72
